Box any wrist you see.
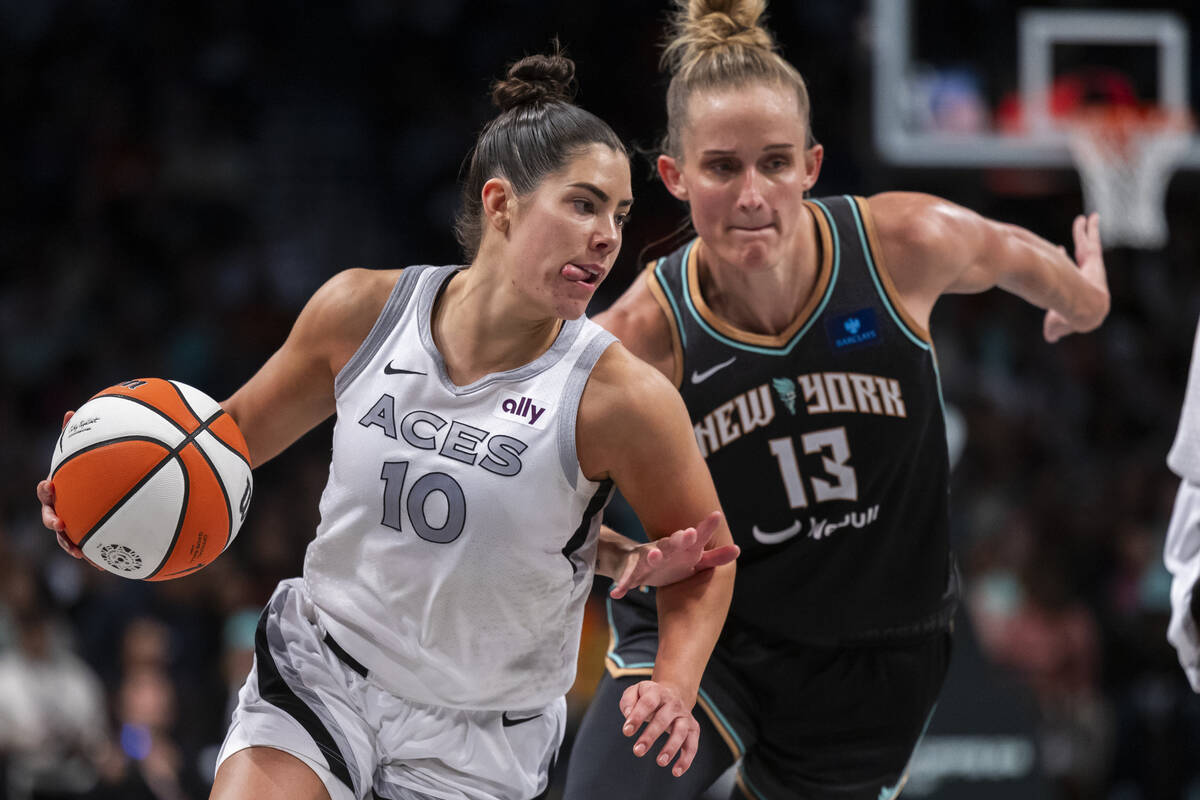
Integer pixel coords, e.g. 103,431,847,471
596,528,637,579
648,669,698,709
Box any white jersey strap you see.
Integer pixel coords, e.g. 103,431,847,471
334,267,430,397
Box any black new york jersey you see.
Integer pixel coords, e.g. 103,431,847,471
648,195,954,644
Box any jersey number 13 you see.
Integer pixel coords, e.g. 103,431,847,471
768,427,858,508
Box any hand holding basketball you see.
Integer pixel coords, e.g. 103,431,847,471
42,379,253,580
37,410,89,562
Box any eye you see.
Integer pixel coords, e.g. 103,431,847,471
615,212,631,229
763,156,791,172
573,198,596,215
705,159,736,176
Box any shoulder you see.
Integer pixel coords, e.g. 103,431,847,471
866,192,964,256
307,267,404,324
593,266,678,383
865,192,987,301
294,268,406,371
576,342,691,480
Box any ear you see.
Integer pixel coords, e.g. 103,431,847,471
801,144,824,193
482,177,514,234
657,155,688,202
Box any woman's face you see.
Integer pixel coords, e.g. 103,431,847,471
501,143,633,320
661,83,822,273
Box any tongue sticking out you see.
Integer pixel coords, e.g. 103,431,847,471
562,264,592,282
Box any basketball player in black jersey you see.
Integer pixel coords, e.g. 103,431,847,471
563,1,1109,798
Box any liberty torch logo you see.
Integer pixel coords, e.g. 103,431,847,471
772,377,798,415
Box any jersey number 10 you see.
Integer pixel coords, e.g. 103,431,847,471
768,428,858,508
379,461,467,543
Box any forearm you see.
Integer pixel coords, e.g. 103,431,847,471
652,562,735,706
998,223,1109,331
595,524,638,579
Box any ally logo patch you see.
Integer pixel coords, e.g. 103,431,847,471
826,307,881,351
493,391,552,429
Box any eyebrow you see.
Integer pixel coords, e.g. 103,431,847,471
701,143,796,156
569,182,634,208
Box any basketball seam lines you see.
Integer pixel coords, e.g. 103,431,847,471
161,384,249,527
146,456,191,580
165,381,253,470
203,427,252,469
165,380,203,424
103,394,192,437
75,410,223,572
145,409,227,580
49,436,167,480
182,429,236,556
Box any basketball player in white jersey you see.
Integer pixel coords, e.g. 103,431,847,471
1165,317,1200,693
37,50,738,800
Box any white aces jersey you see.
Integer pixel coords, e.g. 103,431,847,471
304,265,617,710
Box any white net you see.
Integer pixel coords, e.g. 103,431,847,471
1067,108,1193,250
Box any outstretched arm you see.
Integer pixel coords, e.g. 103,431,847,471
869,192,1109,341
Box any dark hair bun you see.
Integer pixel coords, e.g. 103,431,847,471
491,52,577,111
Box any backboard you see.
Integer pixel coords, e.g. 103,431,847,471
871,0,1200,169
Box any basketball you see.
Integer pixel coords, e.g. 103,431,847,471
48,378,253,581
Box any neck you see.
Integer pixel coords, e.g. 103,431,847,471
697,210,821,336
432,263,562,385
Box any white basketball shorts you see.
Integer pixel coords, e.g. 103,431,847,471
217,578,566,800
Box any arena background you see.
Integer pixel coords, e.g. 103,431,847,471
2,1,1200,798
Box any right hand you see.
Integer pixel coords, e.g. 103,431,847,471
37,410,88,561
1044,212,1109,342
609,511,738,599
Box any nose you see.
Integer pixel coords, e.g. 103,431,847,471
590,216,620,254
737,168,766,211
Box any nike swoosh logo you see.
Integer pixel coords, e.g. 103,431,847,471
384,361,426,375
501,712,543,727
752,520,802,544
691,356,737,384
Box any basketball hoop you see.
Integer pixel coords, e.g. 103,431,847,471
1066,105,1194,249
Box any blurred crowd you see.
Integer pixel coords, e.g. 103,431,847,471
3,2,1200,799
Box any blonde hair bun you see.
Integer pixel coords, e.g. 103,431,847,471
663,0,775,73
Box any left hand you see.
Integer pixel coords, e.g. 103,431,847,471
1044,212,1108,342
619,680,700,777
610,511,737,599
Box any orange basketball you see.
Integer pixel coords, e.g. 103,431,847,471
48,378,253,580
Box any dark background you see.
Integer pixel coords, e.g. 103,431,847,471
2,2,1200,798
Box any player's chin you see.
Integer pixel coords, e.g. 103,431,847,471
552,294,593,321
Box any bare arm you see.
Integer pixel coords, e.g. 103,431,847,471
578,344,735,775
38,268,399,558
591,267,738,595
222,268,399,466
869,192,1109,342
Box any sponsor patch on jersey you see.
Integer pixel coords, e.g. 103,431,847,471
825,307,881,351
493,391,552,429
